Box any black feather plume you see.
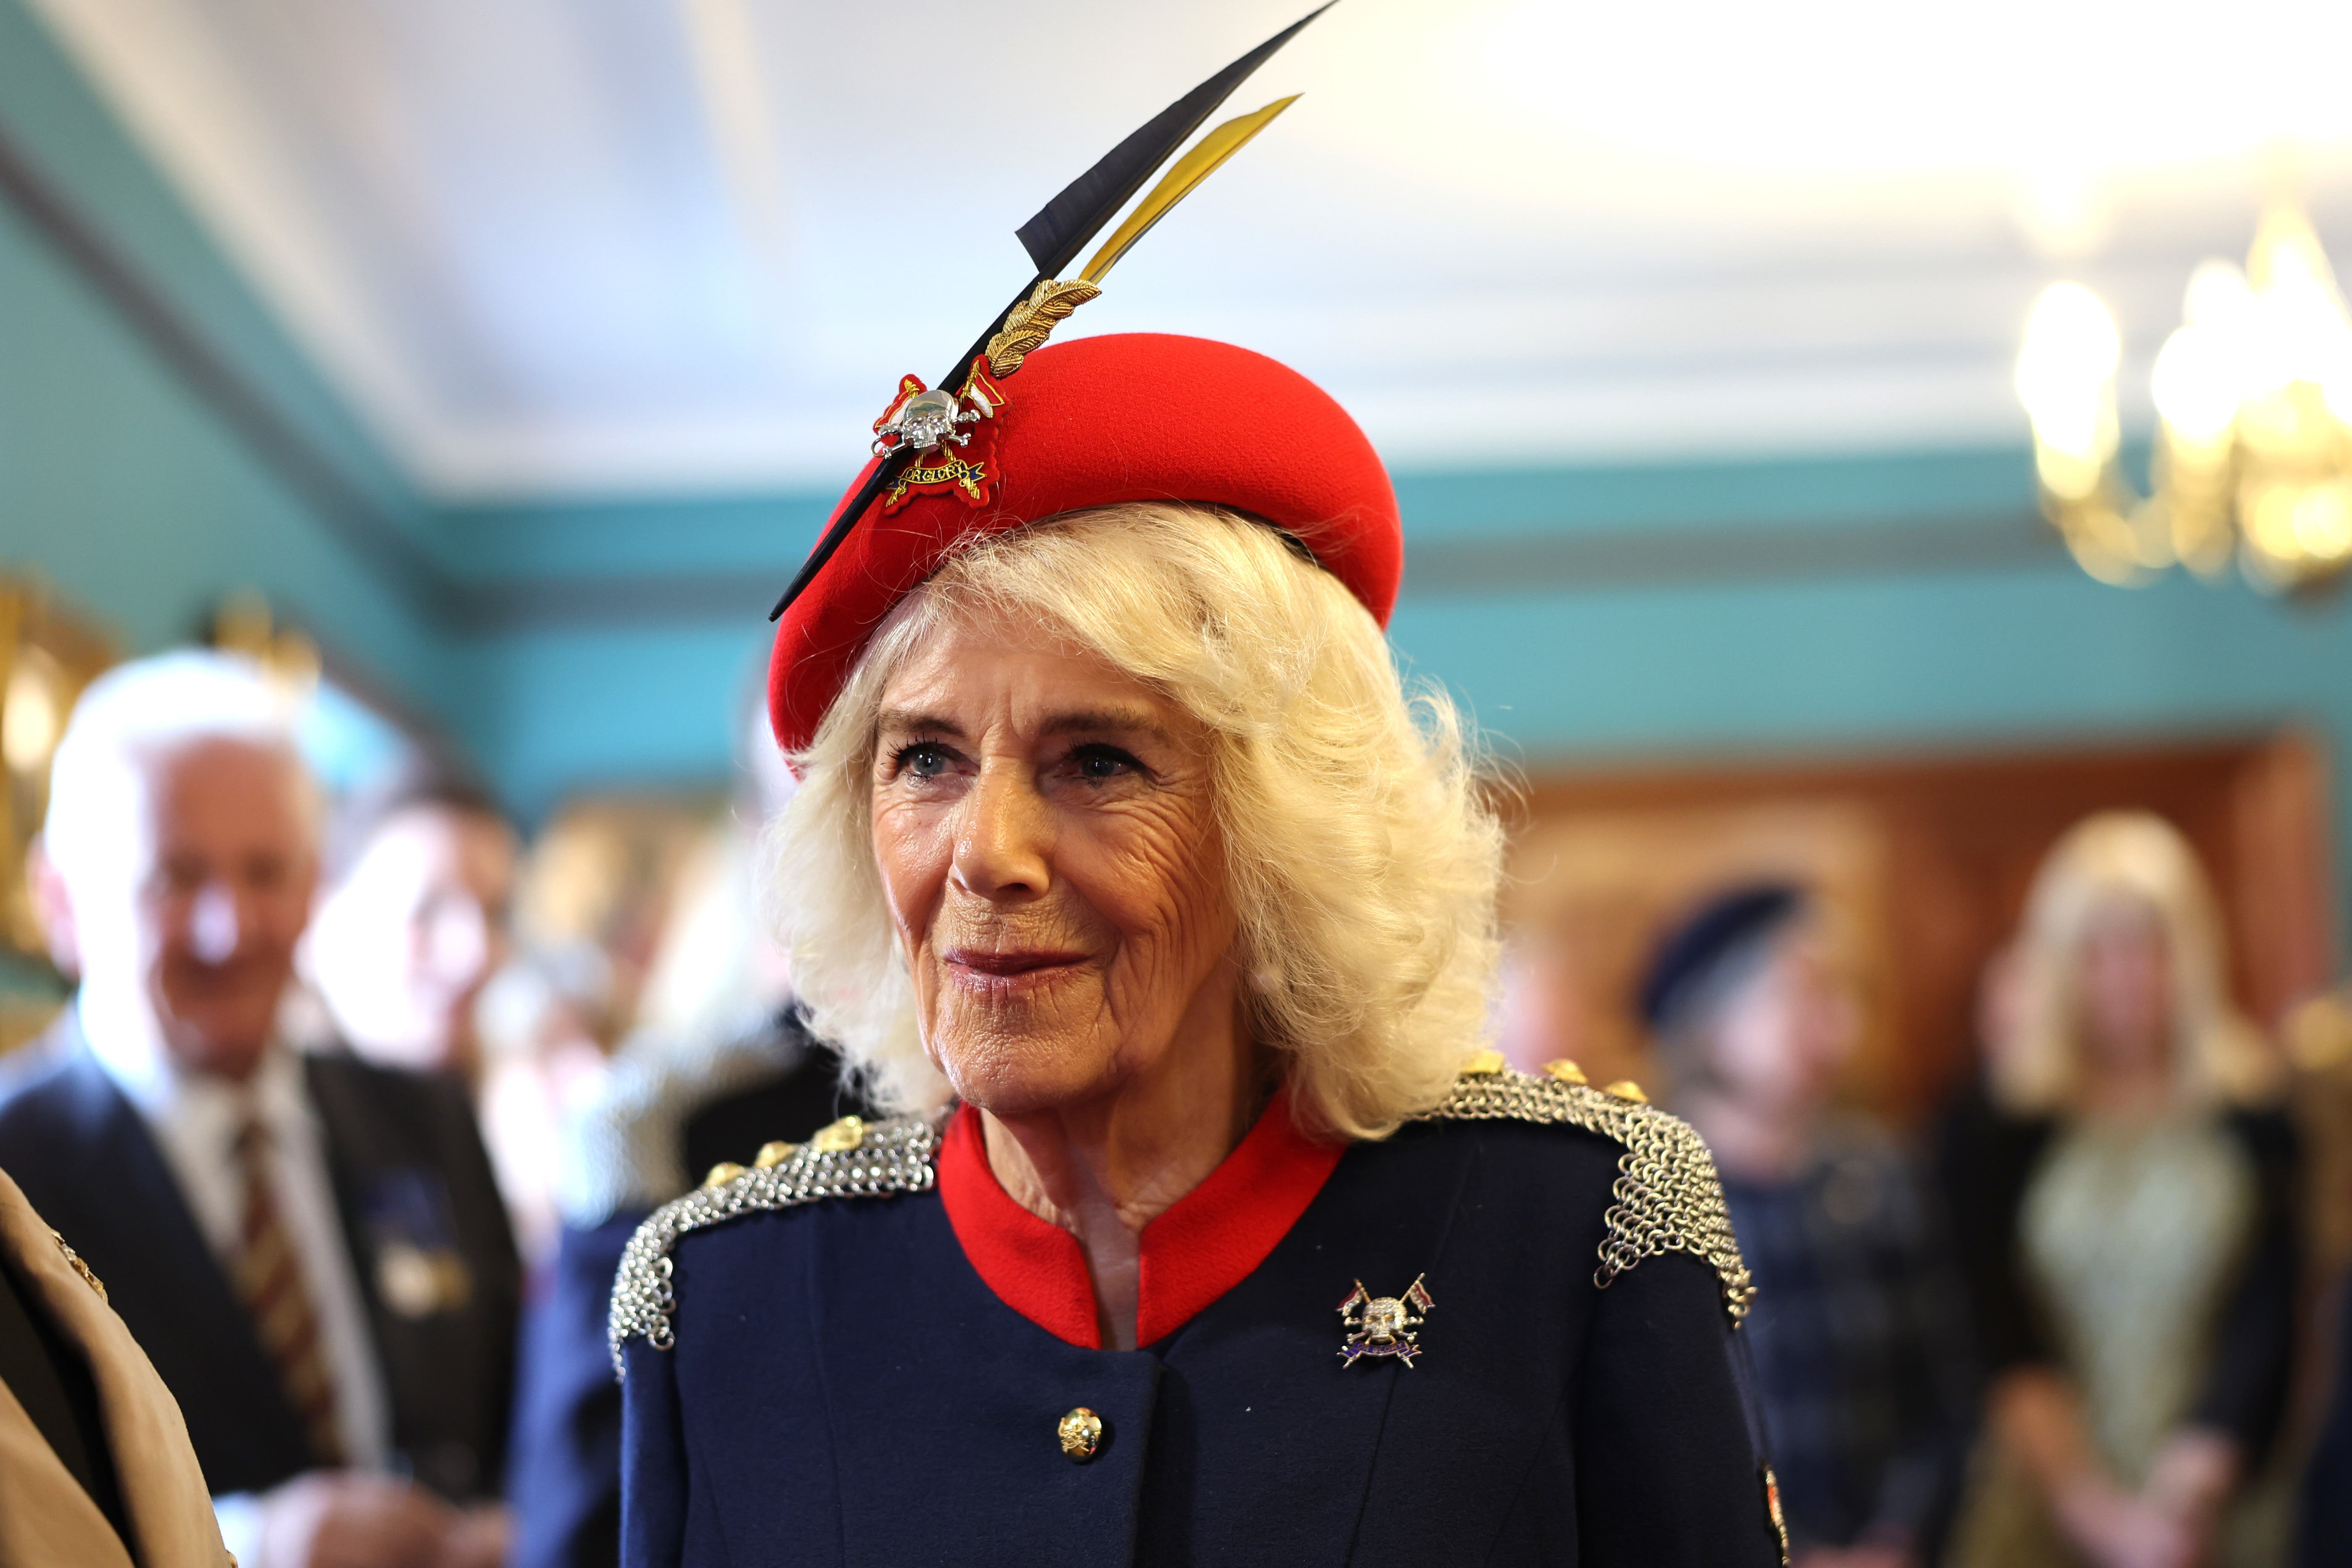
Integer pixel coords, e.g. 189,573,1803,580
768,5,1332,623
1015,3,1332,277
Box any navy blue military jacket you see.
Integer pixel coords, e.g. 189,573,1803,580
615,1069,1783,1567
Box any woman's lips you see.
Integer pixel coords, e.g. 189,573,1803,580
941,948,1088,992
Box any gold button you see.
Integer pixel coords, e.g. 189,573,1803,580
753,1140,799,1169
1460,1049,1506,1076
1057,1407,1103,1463
1603,1079,1648,1104
702,1161,745,1189
1541,1058,1587,1085
810,1116,865,1153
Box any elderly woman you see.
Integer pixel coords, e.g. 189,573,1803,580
611,332,1781,1566
1939,813,2297,1568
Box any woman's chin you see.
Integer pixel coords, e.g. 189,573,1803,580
932,1028,1122,1119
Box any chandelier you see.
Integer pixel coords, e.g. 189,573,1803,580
2016,202,2352,594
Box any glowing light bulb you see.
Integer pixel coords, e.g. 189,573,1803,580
2184,259,2254,330
1,663,57,775
2017,283,2120,475
2018,284,2118,410
2151,325,2241,443
2241,205,2352,394
2247,484,2304,560
2293,483,2352,562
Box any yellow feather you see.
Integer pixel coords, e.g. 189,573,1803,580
1079,96,1301,286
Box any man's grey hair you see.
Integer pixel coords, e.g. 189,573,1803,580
42,649,317,887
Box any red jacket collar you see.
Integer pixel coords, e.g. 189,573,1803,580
935,1086,1344,1349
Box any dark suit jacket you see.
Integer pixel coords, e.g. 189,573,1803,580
0,1013,520,1501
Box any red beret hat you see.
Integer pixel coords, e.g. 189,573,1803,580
766,331,1401,754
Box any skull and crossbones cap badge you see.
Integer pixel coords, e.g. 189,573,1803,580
762,3,1406,764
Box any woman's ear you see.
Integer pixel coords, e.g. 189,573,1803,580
26,837,79,978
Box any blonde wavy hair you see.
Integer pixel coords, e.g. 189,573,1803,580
1997,810,2274,1115
767,502,1503,1141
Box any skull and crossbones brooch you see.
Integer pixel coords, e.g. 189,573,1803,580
1337,1274,1434,1368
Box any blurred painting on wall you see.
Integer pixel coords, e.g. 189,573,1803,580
0,575,114,1053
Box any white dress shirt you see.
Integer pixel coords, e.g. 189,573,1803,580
80,998,393,1473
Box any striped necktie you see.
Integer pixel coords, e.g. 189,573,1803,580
229,1112,345,1467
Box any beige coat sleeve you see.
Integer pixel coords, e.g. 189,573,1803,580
0,1165,231,1568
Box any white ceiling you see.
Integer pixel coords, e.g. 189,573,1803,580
30,0,2352,502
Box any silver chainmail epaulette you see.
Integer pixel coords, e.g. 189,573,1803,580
1418,1065,1755,1323
607,1113,943,1374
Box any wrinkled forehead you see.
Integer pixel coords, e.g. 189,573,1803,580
872,607,1188,747
131,734,319,852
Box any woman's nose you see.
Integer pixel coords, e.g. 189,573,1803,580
950,765,1053,901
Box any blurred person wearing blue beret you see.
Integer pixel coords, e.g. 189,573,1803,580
1648,884,1974,1568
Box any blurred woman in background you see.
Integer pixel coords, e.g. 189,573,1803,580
301,770,518,1082
1941,812,2297,1568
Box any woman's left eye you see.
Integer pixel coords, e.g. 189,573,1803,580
1069,744,1141,782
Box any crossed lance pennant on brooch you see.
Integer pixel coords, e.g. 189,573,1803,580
1338,1274,1433,1367
766,4,1334,620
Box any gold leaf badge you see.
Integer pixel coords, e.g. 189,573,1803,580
984,278,1101,377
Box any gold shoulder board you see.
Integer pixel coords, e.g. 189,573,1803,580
607,1113,942,1373
1418,1065,1755,1323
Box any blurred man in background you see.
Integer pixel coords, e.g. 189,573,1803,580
0,652,517,1568
1647,883,1972,1568
301,770,518,1085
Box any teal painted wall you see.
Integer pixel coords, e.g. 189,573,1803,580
1393,555,2349,759
441,454,2352,882
0,0,450,702
5,0,2350,940
452,618,775,812
446,472,2352,836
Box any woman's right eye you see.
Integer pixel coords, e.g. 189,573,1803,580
895,741,950,778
